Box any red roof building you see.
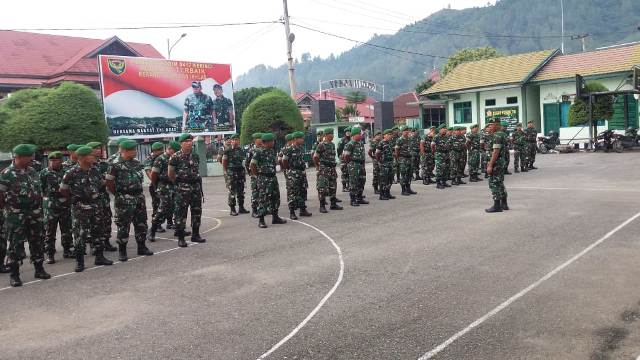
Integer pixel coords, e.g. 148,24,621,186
296,90,377,123
0,30,163,98
393,92,420,122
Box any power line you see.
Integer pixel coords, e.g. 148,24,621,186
1,20,282,32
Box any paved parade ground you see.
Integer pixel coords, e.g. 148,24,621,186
3,152,640,359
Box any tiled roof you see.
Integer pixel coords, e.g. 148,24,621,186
532,42,640,82
393,92,419,119
425,49,557,95
296,91,376,119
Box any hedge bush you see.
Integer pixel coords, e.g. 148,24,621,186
239,89,303,145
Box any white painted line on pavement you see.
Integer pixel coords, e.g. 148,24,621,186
418,211,640,360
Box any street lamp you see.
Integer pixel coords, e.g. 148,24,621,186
167,33,187,60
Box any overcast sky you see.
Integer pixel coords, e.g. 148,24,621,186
1,0,494,79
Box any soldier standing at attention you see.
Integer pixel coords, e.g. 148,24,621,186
337,128,351,193
449,127,463,185
485,120,510,213
168,134,206,247
63,144,79,171
149,141,181,242
343,127,369,206
282,131,312,220
512,123,528,173
87,141,118,253
40,151,74,263
376,129,396,200
420,126,436,185
105,140,154,261
481,124,493,178
247,133,263,218
212,84,235,132
368,130,382,195
144,142,165,234
461,127,469,177
466,124,483,182
221,134,249,216
312,129,324,154
395,126,417,196
432,125,451,189
0,144,51,286
314,128,343,213
410,128,422,181
251,133,287,228
524,121,538,170
183,81,214,132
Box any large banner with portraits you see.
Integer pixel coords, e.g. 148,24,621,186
98,55,236,139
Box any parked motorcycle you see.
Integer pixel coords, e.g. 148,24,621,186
593,130,623,153
537,131,560,154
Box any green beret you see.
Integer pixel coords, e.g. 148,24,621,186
285,133,293,141
119,140,138,150
178,133,193,143
374,130,382,135
429,126,436,130
293,131,304,139
316,130,324,135
66,144,79,152
350,127,362,135
261,133,275,141
230,134,239,140
151,142,164,151
76,146,93,157
470,124,479,129
48,151,63,159
383,129,393,135
169,141,181,151
447,127,453,131
116,138,130,145
323,127,334,134
12,144,35,156
251,133,263,140
86,141,102,149
516,122,523,127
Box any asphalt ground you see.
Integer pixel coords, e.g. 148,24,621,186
2,152,640,359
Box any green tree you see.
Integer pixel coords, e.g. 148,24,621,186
341,104,360,118
0,82,108,151
239,89,304,145
568,82,614,126
443,46,502,75
233,86,276,132
415,80,435,95
345,91,366,107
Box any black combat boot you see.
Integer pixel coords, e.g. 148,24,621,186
415,173,423,181
9,263,22,287
501,195,510,211
530,165,538,170
330,198,343,210
444,180,451,187
521,166,528,172
407,185,417,195
299,206,312,217
230,206,238,216
94,249,114,266
62,247,74,259
118,243,128,262
485,200,503,213
401,185,410,196
175,229,191,237
514,167,520,173
190,227,206,243
104,239,117,252
46,252,56,264
272,212,287,224
462,173,469,178
379,189,389,200
251,207,258,218
238,202,250,214
373,184,379,195
34,260,51,280
177,230,188,247
258,216,268,229
147,223,158,242
137,241,154,256
422,177,428,185
436,180,445,189
469,174,478,183
75,251,85,272
157,225,166,233
357,193,369,204
332,197,343,203
457,177,466,185
342,182,349,192
319,198,328,213
166,219,174,229
289,208,298,220
350,195,359,207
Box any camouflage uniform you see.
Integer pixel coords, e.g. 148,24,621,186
481,130,493,177
143,152,161,223
107,157,148,246
251,147,280,217
337,136,351,192
512,129,527,172
282,144,308,212
524,127,538,168
39,166,73,256
432,133,450,186
466,131,482,178
151,153,175,228
343,139,366,201
246,144,260,214
213,95,233,131
420,133,435,180
369,138,380,193
411,134,421,179
315,140,338,205
395,136,413,189
95,158,114,251
169,150,203,237
376,138,394,196
488,131,508,201
184,93,214,131
450,133,466,182
222,145,246,208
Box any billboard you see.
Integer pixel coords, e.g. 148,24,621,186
485,106,519,133
98,55,235,139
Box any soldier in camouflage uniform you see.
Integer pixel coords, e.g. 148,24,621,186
183,81,214,132
343,127,369,206
213,84,235,132
524,121,538,170
485,120,509,213
481,125,493,179
282,131,312,220
61,146,114,272
86,141,118,254
466,124,483,182
62,144,79,172
246,133,263,218
512,123,528,173
148,141,181,242
337,128,351,193
420,126,436,185
432,125,451,189
392,127,401,184
221,134,249,216
0,144,51,287
368,130,382,194
450,127,467,185
144,142,165,234
250,133,287,228
461,127,469,177
40,151,73,264
313,128,343,213
169,134,206,247
106,140,154,261
395,126,417,196
376,129,397,200
410,128,422,181
0,205,5,273
312,130,324,155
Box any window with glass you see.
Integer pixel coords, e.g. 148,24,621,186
453,102,472,124
506,96,518,104
485,99,496,106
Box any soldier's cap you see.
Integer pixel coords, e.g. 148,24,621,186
285,133,293,141
75,146,93,157
437,124,447,131
316,129,324,135
230,134,239,140
251,132,263,140
323,127,334,134
527,120,534,124
178,133,194,143
293,131,304,139
429,126,436,130
116,137,131,145
86,141,102,149
66,144,79,152
516,123,523,127
383,129,393,135
448,127,454,131
213,84,222,90
470,124,479,129
191,81,202,88
119,140,138,150
261,133,275,141
48,151,63,160
350,127,362,135
169,141,181,151
151,142,164,151
374,130,382,135
12,144,35,157
344,127,352,134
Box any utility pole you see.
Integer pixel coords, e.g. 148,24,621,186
560,0,564,53
571,34,589,52
282,0,296,98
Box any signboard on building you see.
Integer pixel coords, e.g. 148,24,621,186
485,106,519,133
98,55,235,139
348,116,365,123
327,79,378,92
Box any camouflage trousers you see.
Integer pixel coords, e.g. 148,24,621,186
514,147,526,170
488,164,507,201
153,183,175,226
527,143,537,166
412,154,420,177
372,159,380,189
0,212,5,261
435,152,450,181
73,203,103,255
395,159,400,181
98,192,112,245
250,175,258,210
462,149,468,174
420,154,435,178
398,157,412,187
468,149,481,175
316,165,337,200
505,148,511,169
174,182,203,234
348,162,366,197
114,193,148,245
449,150,463,178
340,162,350,189
286,169,308,210
481,150,491,174
44,200,73,255
3,205,45,264
256,174,280,217
380,164,394,193
225,167,246,207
